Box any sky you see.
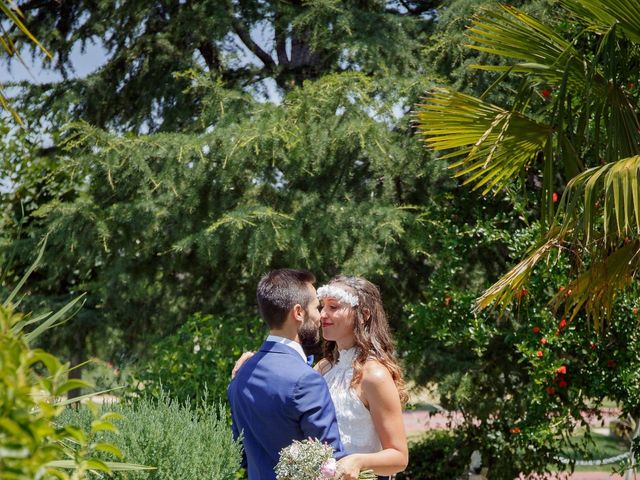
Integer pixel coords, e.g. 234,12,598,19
0,40,109,84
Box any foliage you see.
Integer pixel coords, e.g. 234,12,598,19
396,430,467,480
415,0,640,326
0,301,135,479
398,219,640,477
0,0,549,384
2,70,449,366
1,303,72,479
58,393,242,480
12,0,436,132
139,313,265,404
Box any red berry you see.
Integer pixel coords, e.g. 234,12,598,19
540,338,548,345
552,192,558,203
533,327,540,333
558,379,568,389
536,350,543,358
557,366,567,374
559,319,567,330
546,386,556,395
541,89,552,98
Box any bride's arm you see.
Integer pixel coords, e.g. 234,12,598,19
336,361,408,479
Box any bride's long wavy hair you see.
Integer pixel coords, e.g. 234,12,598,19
322,275,408,406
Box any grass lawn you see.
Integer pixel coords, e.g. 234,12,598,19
558,430,629,473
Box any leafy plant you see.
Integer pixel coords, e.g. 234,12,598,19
415,0,640,327
138,312,265,404
1,244,151,479
58,392,242,479
396,431,468,480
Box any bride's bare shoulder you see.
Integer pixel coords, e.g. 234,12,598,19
362,358,394,386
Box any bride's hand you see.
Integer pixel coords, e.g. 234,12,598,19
336,454,364,480
231,351,255,378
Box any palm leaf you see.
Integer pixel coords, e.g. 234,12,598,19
466,5,640,162
549,241,639,330
466,5,599,96
414,88,551,194
23,293,86,344
561,0,640,44
556,155,640,243
3,236,46,308
0,1,51,59
475,232,562,313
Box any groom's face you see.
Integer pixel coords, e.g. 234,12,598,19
298,284,321,347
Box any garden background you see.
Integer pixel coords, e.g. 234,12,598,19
2,0,640,478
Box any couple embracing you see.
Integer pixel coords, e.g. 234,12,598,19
228,269,408,480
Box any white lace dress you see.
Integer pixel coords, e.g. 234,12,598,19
322,348,382,455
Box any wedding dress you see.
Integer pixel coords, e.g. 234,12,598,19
322,347,382,455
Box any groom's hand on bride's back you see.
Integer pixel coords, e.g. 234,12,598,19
231,351,255,378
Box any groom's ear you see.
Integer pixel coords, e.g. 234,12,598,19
291,303,304,323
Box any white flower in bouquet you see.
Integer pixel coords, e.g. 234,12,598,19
275,438,375,480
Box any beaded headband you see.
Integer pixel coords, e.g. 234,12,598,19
317,284,359,307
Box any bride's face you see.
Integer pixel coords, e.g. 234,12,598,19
320,296,355,346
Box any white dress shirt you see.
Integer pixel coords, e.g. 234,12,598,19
266,335,307,362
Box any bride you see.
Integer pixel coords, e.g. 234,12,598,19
316,275,408,480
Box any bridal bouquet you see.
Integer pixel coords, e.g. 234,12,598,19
275,438,375,480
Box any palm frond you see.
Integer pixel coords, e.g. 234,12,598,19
466,5,599,96
549,240,639,330
466,5,640,163
414,88,551,194
561,0,640,44
556,155,640,243
475,232,561,313
0,1,51,58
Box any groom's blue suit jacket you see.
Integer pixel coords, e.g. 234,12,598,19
228,341,345,480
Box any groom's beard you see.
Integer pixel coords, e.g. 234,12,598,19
298,310,321,354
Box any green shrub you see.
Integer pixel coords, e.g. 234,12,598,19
59,392,242,479
1,302,131,479
138,313,265,404
396,431,468,480
0,304,68,479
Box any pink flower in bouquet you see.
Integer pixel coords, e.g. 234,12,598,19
320,458,337,478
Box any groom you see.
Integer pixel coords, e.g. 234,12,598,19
227,268,345,479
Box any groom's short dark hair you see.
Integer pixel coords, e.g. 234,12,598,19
257,269,316,329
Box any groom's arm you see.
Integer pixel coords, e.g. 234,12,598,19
227,386,248,469
230,413,248,469
293,371,346,459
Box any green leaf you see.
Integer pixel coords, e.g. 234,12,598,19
45,460,155,472
92,442,123,459
54,379,92,397
415,88,551,195
90,420,118,434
